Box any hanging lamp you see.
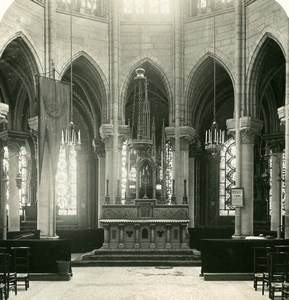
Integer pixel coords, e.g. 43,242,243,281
205,3,224,156
61,3,81,150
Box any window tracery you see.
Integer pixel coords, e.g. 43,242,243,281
219,138,235,216
123,0,170,15
56,145,77,215
165,141,173,200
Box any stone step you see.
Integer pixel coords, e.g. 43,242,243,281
83,254,198,261
86,249,200,256
72,248,201,267
72,259,201,267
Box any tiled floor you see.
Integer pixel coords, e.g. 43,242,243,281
9,266,271,300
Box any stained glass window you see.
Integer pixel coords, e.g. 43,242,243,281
219,138,236,216
268,152,286,217
123,0,170,15
198,0,207,9
123,0,133,14
3,146,9,204
160,0,170,14
165,141,173,200
135,0,145,14
121,140,128,200
19,146,28,209
56,145,77,215
149,0,158,14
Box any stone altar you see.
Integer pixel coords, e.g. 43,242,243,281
99,199,189,249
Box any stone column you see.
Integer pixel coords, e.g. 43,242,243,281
268,146,282,238
172,0,184,205
8,141,21,231
188,141,200,227
134,223,140,249
181,223,189,249
28,117,39,206
150,224,156,249
45,0,57,73
5,132,30,232
93,138,105,226
278,107,288,237
111,0,120,202
30,117,57,238
180,127,195,204
119,223,124,248
0,104,9,239
232,0,246,237
102,224,109,248
166,127,195,204
227,117,263,236
100,124,114,203
1,163,8,240
165,224,171,249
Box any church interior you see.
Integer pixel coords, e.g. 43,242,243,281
0,0,289,298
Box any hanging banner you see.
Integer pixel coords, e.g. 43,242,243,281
231,187,244,207
37,76,70,182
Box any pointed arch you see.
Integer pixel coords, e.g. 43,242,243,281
0,31,42,76
120,56,173,123
247,32,285,125
185,52,234,132
59,51,109,138
0,32,42,129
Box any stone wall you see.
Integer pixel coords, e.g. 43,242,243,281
0,0,287,96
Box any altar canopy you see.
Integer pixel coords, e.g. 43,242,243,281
37,76,70,180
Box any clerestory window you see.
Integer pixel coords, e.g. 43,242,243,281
123,0,170,15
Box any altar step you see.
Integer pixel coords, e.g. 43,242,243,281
72,249,201,267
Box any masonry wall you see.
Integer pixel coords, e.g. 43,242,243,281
0,0,288,103
246,0,288,65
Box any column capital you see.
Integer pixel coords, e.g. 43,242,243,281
180,126,196,150
28,116,39,133
0,103,9,131
227,116,263,143
118,125,130,149
165,126,195,145
165,126,175,141
92,138,105,158
277,106,285,125
118,124,130,138
100,124,114,138
0,131,29,151
100,124,114,149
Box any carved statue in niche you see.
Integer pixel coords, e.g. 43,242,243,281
139,161,153,199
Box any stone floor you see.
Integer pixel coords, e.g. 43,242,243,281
9,266,272,300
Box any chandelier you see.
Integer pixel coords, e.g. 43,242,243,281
60,5,81,151
205,3,224,156
61,121,81,150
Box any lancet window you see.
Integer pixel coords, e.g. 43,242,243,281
187,0,233,17
165,141,173,200
121,140,128,201
219,138,235,216
56,145,77,215
123,0,170,15
19,146,29,209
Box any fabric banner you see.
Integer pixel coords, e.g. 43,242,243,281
38,76,70,182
